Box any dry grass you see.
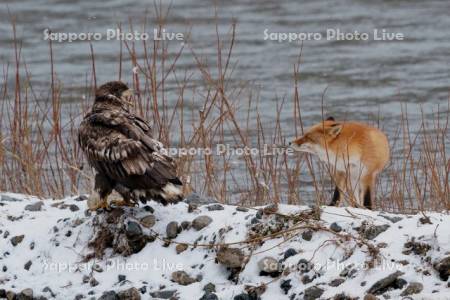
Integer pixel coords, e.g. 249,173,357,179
0,11,448,212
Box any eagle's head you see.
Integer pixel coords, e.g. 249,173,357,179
94,81,134,110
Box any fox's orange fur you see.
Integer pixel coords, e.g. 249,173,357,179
291,117,390,209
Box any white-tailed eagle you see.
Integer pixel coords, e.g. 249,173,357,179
78,81,183,210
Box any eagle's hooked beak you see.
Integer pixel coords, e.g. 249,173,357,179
120,89,135,107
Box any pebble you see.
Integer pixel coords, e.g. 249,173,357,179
139,215,155,228
171,271,197,285
258,256,280,274
149,290,177,299
200,293,219,300
434,256,450,281
11,235,25,246
184,193,218,205
366,271,404,295
401,282,423,296
330,222,342,232
89,277,99,287
304,286,324,300
236,207,248,212
24,260,32,271
166,221,179,239
117,287,140,300
280,279,292,294
176,243,188,254
69,204,80,212
283,248,297,260
24,201,44,211
125,221,142,238
329,278,345,287
98,291,118,300
118,274,126,282
180,221,191,230
203,283,216,294
216,247,245,269
206,204,224,211
192,216,213,231
18,288,33,300
302,230,313,241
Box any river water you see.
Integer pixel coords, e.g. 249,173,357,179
1,0,449,203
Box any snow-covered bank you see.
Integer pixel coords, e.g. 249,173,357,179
0,193,449,300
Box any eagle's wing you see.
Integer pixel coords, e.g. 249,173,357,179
78,110,179,186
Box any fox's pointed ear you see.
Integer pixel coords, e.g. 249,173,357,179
326,123,342,137
326,116,335,121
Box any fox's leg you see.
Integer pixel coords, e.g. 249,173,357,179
88,173,113,210
360,174,375,209
329,171,345,206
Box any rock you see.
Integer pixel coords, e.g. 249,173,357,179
11,235,25,246
363,295,377,300
304,286,324,300
379,214,402,223
74,195,88,202
403,239,431,256
258,257,281,275
180,221,191,230
366,271,404,295
1,194,23,202
283,248,297,260
82,275,90,283
236,207,249,212
192,216,213,230
74,294,84,300
329,278,346,287
117,287,140,300
6,291,15,300
0,290,5,298
24,260,32,270
280,279,292,294
434,256,450,281
126,221,142,238
332,293,355,300
302,230,313,241
216,247,245,269
93,264,103,272
139,215,155,228
98,291,119,300
357,223,390,240
400,282,423,296
89,277,99,287
255,209,263,219
176,243,188,254
143,205,154,213
203,283,216,294
233,294,251,300
166,221,179,239
149,290,177,299
297,258,312,273
69,204,80,212
330,222,342,232
42,287,56,298
118,274,126,282
206,204,224,211
171,271,197,285
199,293,219,300
17,288,33,300
185,193,217,205
24,201,44,211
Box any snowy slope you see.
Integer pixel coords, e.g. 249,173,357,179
0,193,449,300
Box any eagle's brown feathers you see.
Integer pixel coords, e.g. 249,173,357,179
78,81,183,209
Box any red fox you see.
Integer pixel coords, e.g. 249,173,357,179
290,117,390,209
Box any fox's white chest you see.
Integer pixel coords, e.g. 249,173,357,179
312,146,367,176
